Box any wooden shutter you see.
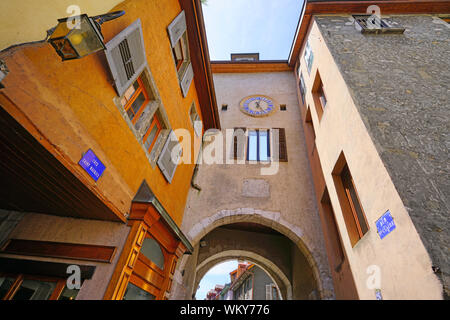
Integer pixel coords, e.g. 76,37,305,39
273,128,288,162
167,11,187,48
157,130,181,183
168,11,193,97
180,62,193,97
105,19,147,97
265,284,272,300
233,128,246,160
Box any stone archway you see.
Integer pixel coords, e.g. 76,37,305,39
194,250,292,300
172,208,335,300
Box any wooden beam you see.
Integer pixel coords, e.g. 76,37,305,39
211,61,292,73
2,239,117,263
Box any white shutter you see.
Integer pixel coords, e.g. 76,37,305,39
193,118,202,137
105,19,148,96
167,11,187,48
157,130,181,183
265,285,272,300
180,62,194,97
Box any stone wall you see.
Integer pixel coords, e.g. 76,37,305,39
315,14,449,297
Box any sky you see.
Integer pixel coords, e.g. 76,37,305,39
202,0,304,61
196,260,238,300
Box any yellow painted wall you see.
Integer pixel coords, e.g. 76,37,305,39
0,0,124,51
0,0,202,226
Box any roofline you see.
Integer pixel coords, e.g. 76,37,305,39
181,0,221,130
210,60,292,73
288,0,450,67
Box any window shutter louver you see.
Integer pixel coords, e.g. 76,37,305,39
265,285,272,300
167,11,187,48
274,128,288,162
180,62,194,97
157,130,181,183
233,127,246,160
105,19,147,97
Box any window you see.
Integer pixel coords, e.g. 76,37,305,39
272,285,278,300
172,39,185,72
332,152,369,247
140,237,165,270
121,76,150,124
231,53,259,61
168,11,194,97
247,130,270,162
221,104,228,111
233,128,287,162
143,114,162,153
123,282,155,300
312,71,327,121
0,274,80,300
299,73,306,105
280,104,286,111
353,15,405,34
304,40,314,74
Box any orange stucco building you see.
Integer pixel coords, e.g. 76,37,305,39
0,0,219,300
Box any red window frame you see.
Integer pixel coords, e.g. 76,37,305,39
123,77,150,124
143,115,162,153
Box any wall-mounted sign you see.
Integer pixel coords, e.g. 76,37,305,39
376,210,396,240
78,149,105,182
375,289,383,300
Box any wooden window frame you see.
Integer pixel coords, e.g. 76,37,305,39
122,77,150,124
312,71,327,121
143,115,162,153
172,39,185,72
1,273,71,300
332,152,369,247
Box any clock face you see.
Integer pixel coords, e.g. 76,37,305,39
240,95,276,117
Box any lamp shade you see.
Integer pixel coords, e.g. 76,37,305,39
49,14,106,61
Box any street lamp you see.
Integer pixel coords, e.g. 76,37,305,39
48,11,125,61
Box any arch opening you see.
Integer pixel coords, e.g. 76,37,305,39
173,211,333,300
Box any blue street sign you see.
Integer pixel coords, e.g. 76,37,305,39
376,210,396,240
78,149,105,182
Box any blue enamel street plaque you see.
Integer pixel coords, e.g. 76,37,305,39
79,149,105,182
376,210,396,240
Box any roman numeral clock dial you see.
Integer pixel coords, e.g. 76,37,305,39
239,95,276,117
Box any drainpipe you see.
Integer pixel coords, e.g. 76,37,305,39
191,162,201,191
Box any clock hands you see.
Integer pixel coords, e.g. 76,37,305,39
255,98,262,109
